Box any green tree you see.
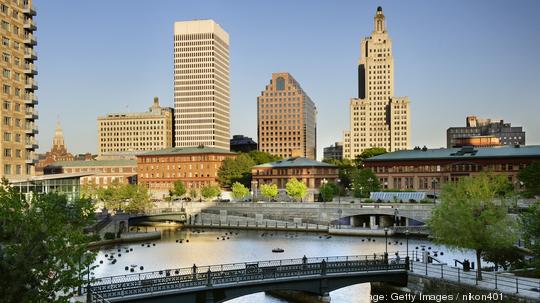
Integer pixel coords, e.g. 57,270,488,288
351,168,380,198
248,150,281,165
319,182,338,202
231,182,250,201
428,173,517,280
189,188,199,201
171,180,187,199
518,161,540,198
324,158,357,192
286,178,308,202
201,185,221,201
217,153,256,188
520,201,540,265
354,147,387,167
0,181,96,302
260,183,278,201
481,247,523,271
123,183,153,213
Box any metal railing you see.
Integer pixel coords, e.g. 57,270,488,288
88,254,406,300
410,253,540,299
189,219,328,231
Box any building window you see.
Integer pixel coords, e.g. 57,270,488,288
276,77,285,91
4,164,11,175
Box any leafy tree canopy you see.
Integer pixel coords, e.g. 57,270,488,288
319,182,339,202
247,150,281,165
201,185,221,201
520,201,540,261
518,160,540,198
231,182,250,200
217,154,255,188
354,147,387,167
0,180,96,302
351,168,380,198
286,178,308,202
428,173,517,280
171,180,187,198
259,183,278,201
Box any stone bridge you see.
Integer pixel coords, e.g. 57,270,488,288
182,202,434,228
87,254,408,303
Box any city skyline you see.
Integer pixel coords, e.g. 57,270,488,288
35,0,540,158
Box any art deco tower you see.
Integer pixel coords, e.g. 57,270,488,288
0,0,38,178
173,20,230,150
343,7,410,159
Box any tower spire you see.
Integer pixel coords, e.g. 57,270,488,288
374,6,386,33
53,119,66,149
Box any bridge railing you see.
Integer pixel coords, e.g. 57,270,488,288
89,254,407,299
410,254,540,299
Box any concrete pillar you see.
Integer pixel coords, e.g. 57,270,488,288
406,217,410,227
319,293,331,303
370,216,377,229
219,210,227,224
293,217,302,225
255,213,263,225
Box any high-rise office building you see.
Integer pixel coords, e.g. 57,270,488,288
97,97,174,156
173,20,230,150
447,116,526,148
343,7,410,159
257,73,317,160
1,0,38,179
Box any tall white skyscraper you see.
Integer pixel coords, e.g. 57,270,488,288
343,7,410,159
173,20,230,150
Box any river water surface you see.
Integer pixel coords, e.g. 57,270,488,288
93,228,476,303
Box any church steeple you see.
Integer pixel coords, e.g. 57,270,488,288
53,120,66,149
374,6,386,33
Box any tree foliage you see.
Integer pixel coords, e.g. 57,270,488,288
259,183,278,201
231,182,250,200
319,182,339,202
518,161,540,198
189,188,199,200
0,180,96,302
247,150,281,165
217,154,256,188
94,181,153,213
351,168,380,198
171,180,187,198
481,247,523,271
201,185,221,201
428,173,517,280
520,201,540,261
323,158,356,191
354,147,387,167
286,178,308,202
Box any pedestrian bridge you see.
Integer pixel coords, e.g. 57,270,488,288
128,209,187,226
87,254,408,303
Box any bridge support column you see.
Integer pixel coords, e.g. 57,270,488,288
205,291,215,303
370,216,377,229
220,210,227,224
319,278,331,303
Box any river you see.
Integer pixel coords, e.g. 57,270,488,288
92,228,476,303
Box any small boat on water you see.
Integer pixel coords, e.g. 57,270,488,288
272,248,285,253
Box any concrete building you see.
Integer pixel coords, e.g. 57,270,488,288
136,145,236,198
257,73,317,160
1,0,38,179
251,157,338,202
230,135,257,153
343,6,410,159
44,159,137,188
363,145,540,194
174,20,230,150
447,116,525,148
323,142,343,161
35,120,73,175
97,97,174,157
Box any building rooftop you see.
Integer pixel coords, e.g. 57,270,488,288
10,172,96,184
254,157,336,168
364,145,540,162
140,146,235,156
49,160,137,167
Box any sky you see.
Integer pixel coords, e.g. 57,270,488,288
34,0,540,159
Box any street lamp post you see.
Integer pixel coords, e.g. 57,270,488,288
336,178,341,204
432,178,437,203
321,178,328,203
384,227,389,262
405,229,410,258
337,209,343,230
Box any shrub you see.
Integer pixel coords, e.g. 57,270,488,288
104,232,116,240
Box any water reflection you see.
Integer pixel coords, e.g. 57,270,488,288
93,228,476,303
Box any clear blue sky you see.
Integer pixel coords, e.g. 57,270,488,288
35,0,540,158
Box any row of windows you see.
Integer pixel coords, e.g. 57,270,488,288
100,135,165,141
